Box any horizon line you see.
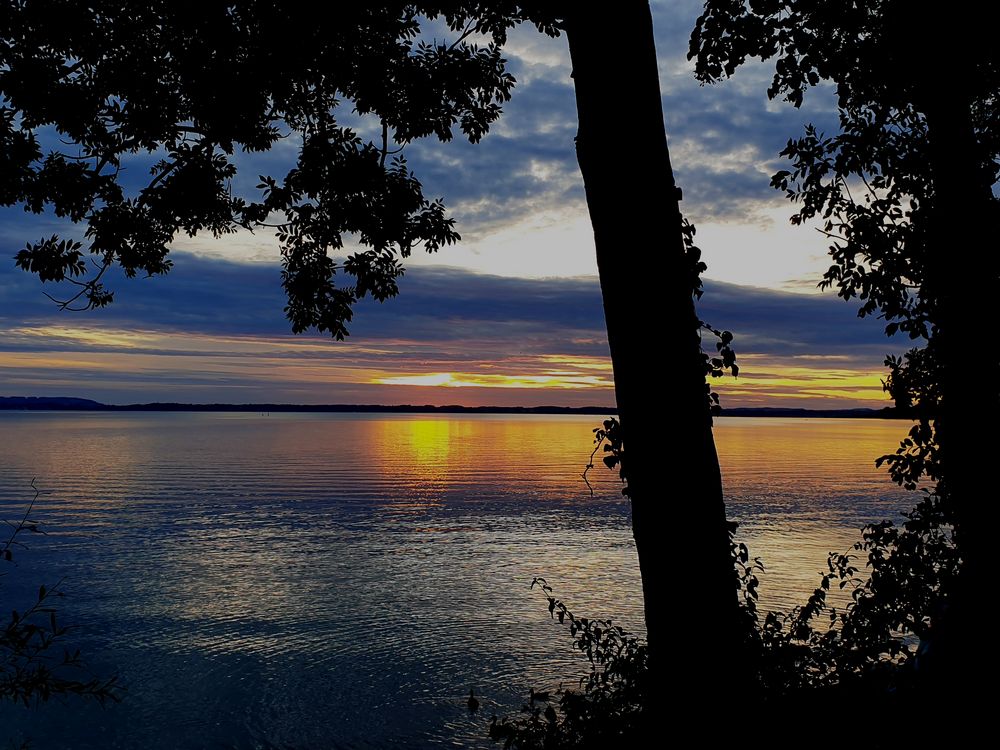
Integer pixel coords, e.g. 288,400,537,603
0,396,905,418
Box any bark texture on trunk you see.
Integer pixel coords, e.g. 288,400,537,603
564,2,741,693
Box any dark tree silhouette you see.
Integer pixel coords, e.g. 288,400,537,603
2,3,548,332
1,1,743,696
564,4,742,698
691,0,1000,729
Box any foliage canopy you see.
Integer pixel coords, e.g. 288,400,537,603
1,2,558,338
691,0,999,487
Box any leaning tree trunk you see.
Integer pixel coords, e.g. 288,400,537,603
564,3,742,695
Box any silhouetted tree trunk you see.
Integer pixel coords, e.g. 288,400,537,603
921,81,998,733
884,5,1000,728
564,3,741,695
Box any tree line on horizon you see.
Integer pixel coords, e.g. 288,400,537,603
0,395,904,418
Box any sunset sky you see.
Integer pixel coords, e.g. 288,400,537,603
0,1,901,408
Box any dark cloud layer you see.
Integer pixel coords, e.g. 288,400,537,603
1,251,895,360
0,250,906,407
698,281,895,358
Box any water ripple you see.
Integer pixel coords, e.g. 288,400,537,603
0,413,914,748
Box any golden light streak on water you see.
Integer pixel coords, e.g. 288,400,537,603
0,413,915,747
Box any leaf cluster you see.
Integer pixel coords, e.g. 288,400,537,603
582,417,627,499
680,218,740,412
689,2,997,614
1,2,560,336
740,487,956,695
491,486,958,746
487,577,648,750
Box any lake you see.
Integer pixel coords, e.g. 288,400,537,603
0,413,915,748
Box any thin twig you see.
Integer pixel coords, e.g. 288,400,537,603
447,19,480,52
45,256,113,311
581,438,603,498
2,479,46,569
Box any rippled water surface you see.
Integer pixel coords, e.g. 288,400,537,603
0,413,915,748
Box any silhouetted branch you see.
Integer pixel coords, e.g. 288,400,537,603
42,255,114,312
447,19,480,52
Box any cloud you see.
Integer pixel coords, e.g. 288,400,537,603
1,3,847,288
1,253,904,407
0,251,892,353
697,279,896,358
0,8,897,409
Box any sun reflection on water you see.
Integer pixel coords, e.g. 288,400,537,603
0,412,916,748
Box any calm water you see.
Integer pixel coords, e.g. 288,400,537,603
0,413,915,748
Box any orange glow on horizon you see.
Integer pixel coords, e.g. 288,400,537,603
1,322,893,408
714,354,889,406
374,371,613,389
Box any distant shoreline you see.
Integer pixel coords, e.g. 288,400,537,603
0,396,906,418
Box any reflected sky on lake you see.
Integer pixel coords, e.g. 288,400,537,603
0,413,914,748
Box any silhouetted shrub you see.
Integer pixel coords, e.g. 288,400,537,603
489,487,956,747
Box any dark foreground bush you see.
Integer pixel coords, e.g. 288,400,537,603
488,577,647,749
489,489,957,748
